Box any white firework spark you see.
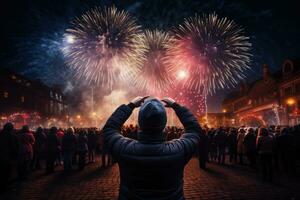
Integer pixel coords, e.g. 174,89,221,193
131,30,175,95
62,6,145,88
165,13,252,94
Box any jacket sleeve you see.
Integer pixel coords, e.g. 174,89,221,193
103,104,133,158
173,103,203,162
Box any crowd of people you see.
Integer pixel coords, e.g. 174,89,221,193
199,125,300,182
122,124,300,182
0,123,113,193
0,122,299,193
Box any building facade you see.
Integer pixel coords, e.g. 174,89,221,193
0,69,68,127
199,112,235,127
222,59,300,126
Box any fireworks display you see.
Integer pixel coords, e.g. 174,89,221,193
62,6,145,88
132,30,174,94
62,9,252,118
7,3,255,122
165,13,252,94
173,90,207,116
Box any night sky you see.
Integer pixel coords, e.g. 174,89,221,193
1,0,300,112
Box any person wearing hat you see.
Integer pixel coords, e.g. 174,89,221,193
103,96,202,200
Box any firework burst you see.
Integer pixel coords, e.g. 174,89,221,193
63,6,145,88
165,13,252,94
132,30,174,94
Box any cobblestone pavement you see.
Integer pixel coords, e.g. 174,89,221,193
1,158,300,200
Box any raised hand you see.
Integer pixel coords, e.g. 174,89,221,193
161,97,176,107
130,96,149,108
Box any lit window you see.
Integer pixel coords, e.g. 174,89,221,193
11,75,16,80
21,96,25,103
4,92,8,98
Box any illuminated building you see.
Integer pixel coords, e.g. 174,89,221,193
0,69,68,126
222,59,300,126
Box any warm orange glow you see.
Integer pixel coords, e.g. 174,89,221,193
286,98,296,105
76,115,81,119
92,112,97,117
222,109,227,113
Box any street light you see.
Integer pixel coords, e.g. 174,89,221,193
286,98,296,106
286,97,296,126
222,109,227,126
76,115,81,119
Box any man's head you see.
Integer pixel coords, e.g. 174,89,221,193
2,123,14,134
138,98,167,133
22,125,29,133
67,127,75,135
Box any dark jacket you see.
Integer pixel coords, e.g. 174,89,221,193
103,103,202,200
77,134,88,152
18,131,35,161
243,132,256,153
214,129,226,147
34,130,46,154
87,132,97,150
62,133,77,153
0,130,19,163
227,131,237,153
46,133,60,153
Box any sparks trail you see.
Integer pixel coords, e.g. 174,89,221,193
62,6,145,88
131,30,175,95
166,13,252,95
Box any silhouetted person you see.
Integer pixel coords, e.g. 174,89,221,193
77,130,88,170
103,97,202,200
214,128,226,165
87,130,97,163
17,125,35,180
99,130,112,167
237,128,246,165
56,128,64,166
278,128,295,175
32,127,46,170
208,129,217,162
294,125,300,164
244,128,257,169
256,128,274,182
198,129,208,169
62,127,77,171
45,127,60,174
273,126,281,171
0,123,18,193
227,128,238,163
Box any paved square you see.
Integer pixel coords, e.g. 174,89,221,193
1,158,299,200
